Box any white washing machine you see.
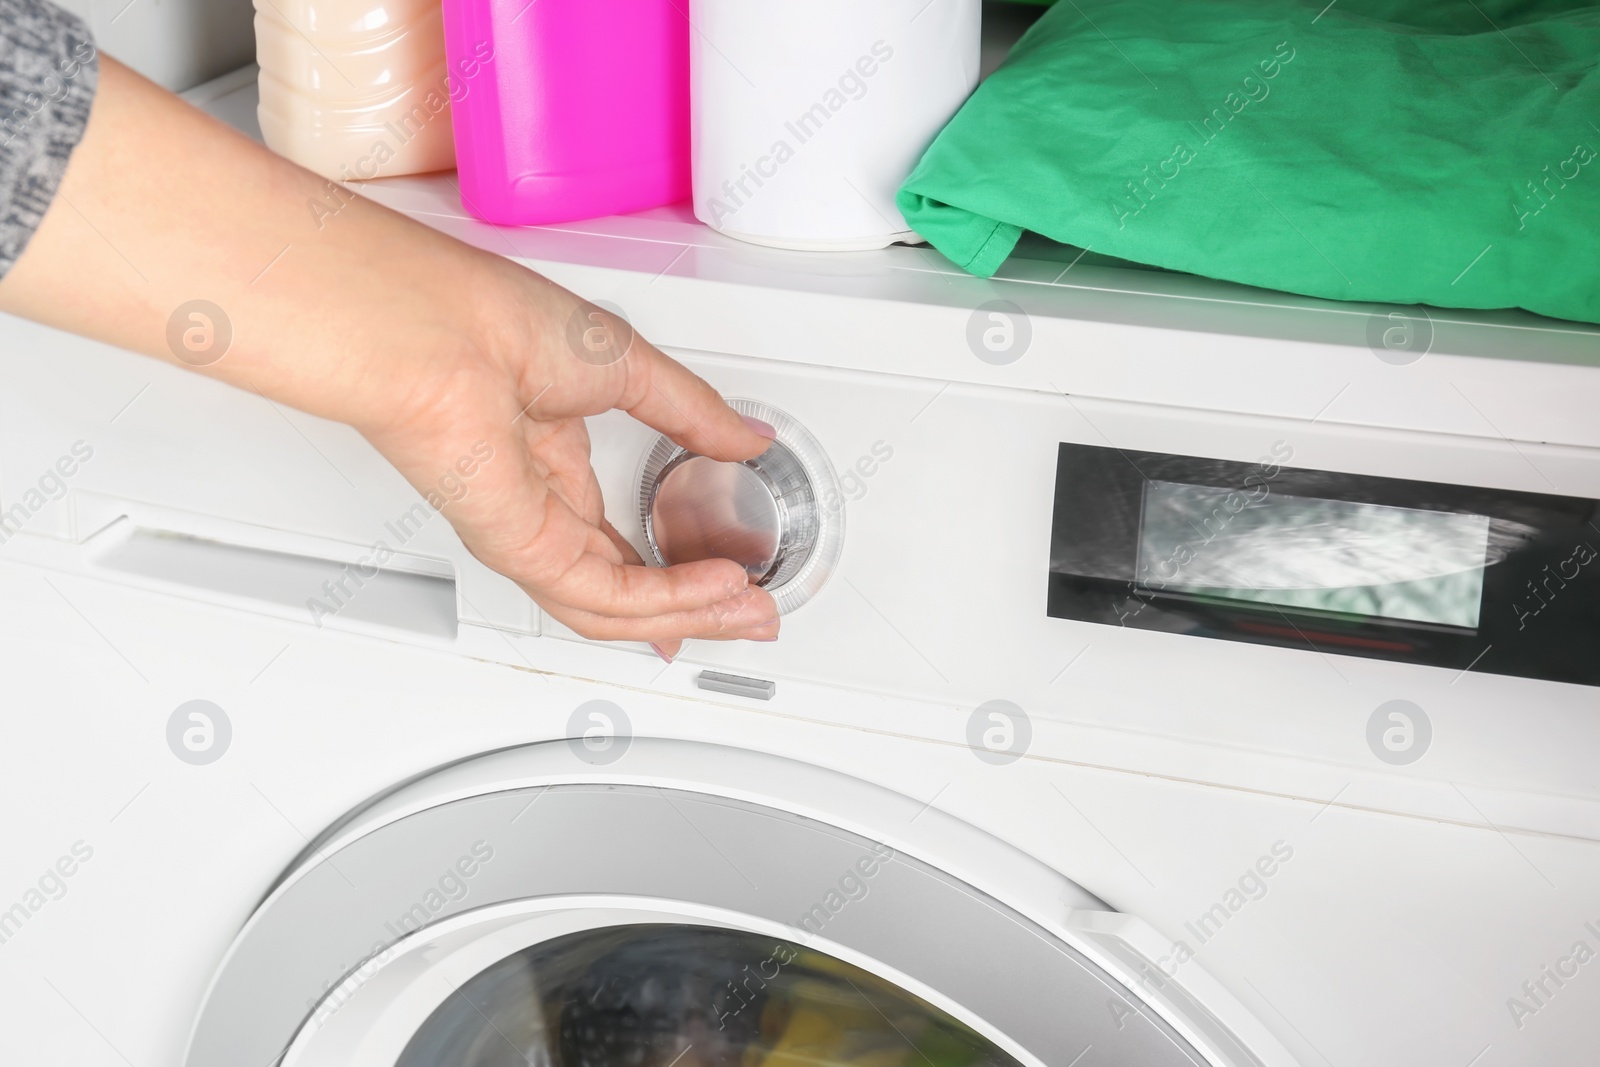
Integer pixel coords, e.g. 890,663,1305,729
2,64,1599,1067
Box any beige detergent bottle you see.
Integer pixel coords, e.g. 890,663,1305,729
254,0,456,180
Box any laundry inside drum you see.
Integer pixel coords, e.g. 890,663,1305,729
396,924,1022,1067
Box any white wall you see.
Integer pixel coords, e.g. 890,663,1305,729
55,0,257,92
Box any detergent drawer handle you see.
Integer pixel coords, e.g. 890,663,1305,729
82,512,459,639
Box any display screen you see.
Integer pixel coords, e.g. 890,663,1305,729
1135,481,1492,629
1047,441,1600,686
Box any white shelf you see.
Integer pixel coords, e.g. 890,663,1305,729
187,64,1600,451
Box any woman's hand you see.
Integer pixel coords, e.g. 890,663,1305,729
0,56,778,655
358,270,782,652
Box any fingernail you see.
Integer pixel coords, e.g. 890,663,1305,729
650,642,675,664
741,415,777,439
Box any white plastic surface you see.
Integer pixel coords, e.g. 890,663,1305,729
89,517,458,639
3,57,1600,1067
245,739,1291,1067
2,559,1600,1067
4,69,1599,825
200,70,1600,452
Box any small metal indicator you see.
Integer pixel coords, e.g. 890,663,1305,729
695,670,777,701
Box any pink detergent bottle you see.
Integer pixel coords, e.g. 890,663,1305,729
441,0,690,225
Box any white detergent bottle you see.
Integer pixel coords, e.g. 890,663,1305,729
254,0,456,180
690,0,981,250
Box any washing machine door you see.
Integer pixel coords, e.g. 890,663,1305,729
185,741,1282,1067
394,922,1026,1067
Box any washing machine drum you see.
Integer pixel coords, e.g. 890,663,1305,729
398,923,1017,1067
185,742,1265,1067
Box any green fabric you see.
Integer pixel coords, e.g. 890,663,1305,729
898,1,1600,324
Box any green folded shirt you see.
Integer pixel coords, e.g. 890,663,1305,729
898,0,1600,324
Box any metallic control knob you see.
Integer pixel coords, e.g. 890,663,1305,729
638,400,843,615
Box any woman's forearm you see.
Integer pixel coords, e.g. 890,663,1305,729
0,56,522,434
0,54,781,649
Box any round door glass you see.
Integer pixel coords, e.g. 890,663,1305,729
396,923,1024,1067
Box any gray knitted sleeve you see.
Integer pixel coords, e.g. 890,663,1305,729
0,0,98,279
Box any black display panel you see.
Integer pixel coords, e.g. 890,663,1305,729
1047,442,1600,686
